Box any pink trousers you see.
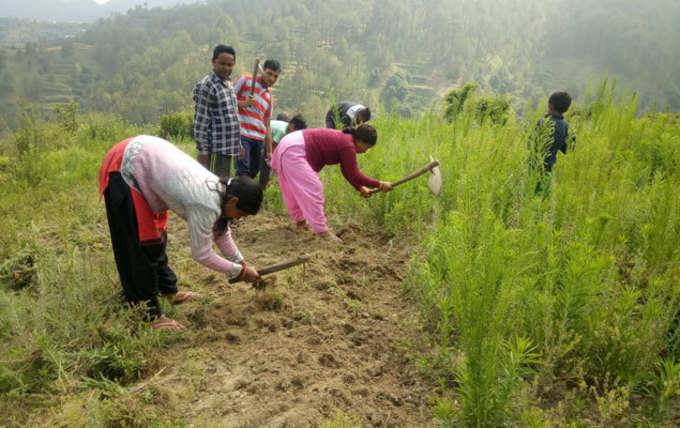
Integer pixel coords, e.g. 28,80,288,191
271,131,328,233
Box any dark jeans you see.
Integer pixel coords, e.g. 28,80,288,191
104,172,178,319
259,156,271,190
236,136,270,190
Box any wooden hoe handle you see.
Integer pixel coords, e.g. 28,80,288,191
250,59,260,96
368,160,440,194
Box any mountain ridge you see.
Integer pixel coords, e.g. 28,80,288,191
0,0,202,22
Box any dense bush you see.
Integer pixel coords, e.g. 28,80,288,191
159,111,193,139
444,81,478,121
444,81,512,125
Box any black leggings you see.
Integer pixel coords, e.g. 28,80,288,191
104,172,177,319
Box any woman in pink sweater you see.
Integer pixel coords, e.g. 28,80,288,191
99,135,263,330
271,124,392,242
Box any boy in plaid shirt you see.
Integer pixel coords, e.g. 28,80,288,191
193,45,241,178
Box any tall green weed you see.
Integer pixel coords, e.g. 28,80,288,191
319,81,680,425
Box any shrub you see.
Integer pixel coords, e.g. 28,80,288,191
54,101,79,135
444,81,512,125
159,111,193,139
444,81,478,121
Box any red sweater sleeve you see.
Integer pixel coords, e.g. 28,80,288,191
338,145,380,190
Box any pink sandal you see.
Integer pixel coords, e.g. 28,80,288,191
151,317,185,331
166,291,200,305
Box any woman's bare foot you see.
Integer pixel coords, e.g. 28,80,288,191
296,220,308,230
319,231,342,242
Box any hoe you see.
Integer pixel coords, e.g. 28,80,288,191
229,256,309,285
368,156,442,196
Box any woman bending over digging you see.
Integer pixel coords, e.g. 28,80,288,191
99,135,263,330
271,124,392,242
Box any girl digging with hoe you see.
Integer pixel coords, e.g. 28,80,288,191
271,124,392,242
99,135,263,331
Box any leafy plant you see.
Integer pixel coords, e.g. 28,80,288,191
159,111,193,139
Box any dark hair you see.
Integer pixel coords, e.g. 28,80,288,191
549,91,572,114
212,176,263,236
213,45,236,61
263,59,281,72
276,113,290,121
288,114,307,130
358,107,371,123
343,123,377,146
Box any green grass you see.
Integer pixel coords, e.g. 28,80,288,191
2,82,680,425
0,112,178,425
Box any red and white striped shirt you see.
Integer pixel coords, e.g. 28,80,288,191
233,75,273,141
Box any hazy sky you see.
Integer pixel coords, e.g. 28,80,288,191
93,0,109,4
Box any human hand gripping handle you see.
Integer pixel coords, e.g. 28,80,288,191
234,261,261,283
360,181,392,198
379,181,393,192
239,58,259,109
229,257,310,284
239,95,255,108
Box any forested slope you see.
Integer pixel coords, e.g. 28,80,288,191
0,0,678,131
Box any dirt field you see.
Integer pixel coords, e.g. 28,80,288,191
144,211,438,427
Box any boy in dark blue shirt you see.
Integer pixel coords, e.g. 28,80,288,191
538,91,572,172
530,91,572,193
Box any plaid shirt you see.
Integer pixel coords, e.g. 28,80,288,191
193,72,241,156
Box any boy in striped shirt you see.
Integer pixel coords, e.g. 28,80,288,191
234,59,281,190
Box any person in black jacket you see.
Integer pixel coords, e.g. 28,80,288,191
325,102,371,129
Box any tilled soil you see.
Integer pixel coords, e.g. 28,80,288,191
156,211,436,427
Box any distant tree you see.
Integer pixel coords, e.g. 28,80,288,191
381,71,408,111
54,102,79,135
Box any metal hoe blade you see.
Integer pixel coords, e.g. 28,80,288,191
427,156,442,196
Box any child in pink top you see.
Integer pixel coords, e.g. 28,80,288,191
271,125,392,242
99,135,263,330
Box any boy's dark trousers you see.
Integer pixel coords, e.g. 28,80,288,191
236,136,269,189
259,155,271,190
209,154,233,179
198,153,233,179
104,172,178,319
